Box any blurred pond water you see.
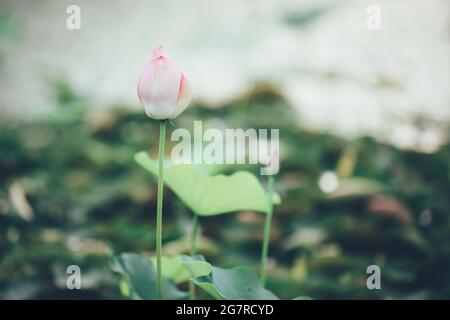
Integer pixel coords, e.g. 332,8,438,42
0,0,449,151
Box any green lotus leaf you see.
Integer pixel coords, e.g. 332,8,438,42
135,151,273,215
180,255,279,300
110,253,187,300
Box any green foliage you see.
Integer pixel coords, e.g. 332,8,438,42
110,253,187,300
0,82,449,299
150,255,191,284
180,255,279,300
135,151,271,215
110,253,295,300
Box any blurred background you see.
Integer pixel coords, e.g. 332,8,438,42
0,0,449,299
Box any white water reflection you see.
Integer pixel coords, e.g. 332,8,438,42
0,0,448,151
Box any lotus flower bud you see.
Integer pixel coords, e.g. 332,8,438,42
137,45,192,119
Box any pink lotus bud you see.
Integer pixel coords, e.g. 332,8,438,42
137,45,192,120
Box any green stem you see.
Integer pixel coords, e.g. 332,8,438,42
260,175,274,287
156,120,166,300
189,214,199,300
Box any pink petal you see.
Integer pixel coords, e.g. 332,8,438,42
170,73,192,119
137,46,182,119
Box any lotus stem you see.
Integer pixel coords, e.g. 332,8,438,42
156,120,166,299
260,175,274,287
189,214,199,299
